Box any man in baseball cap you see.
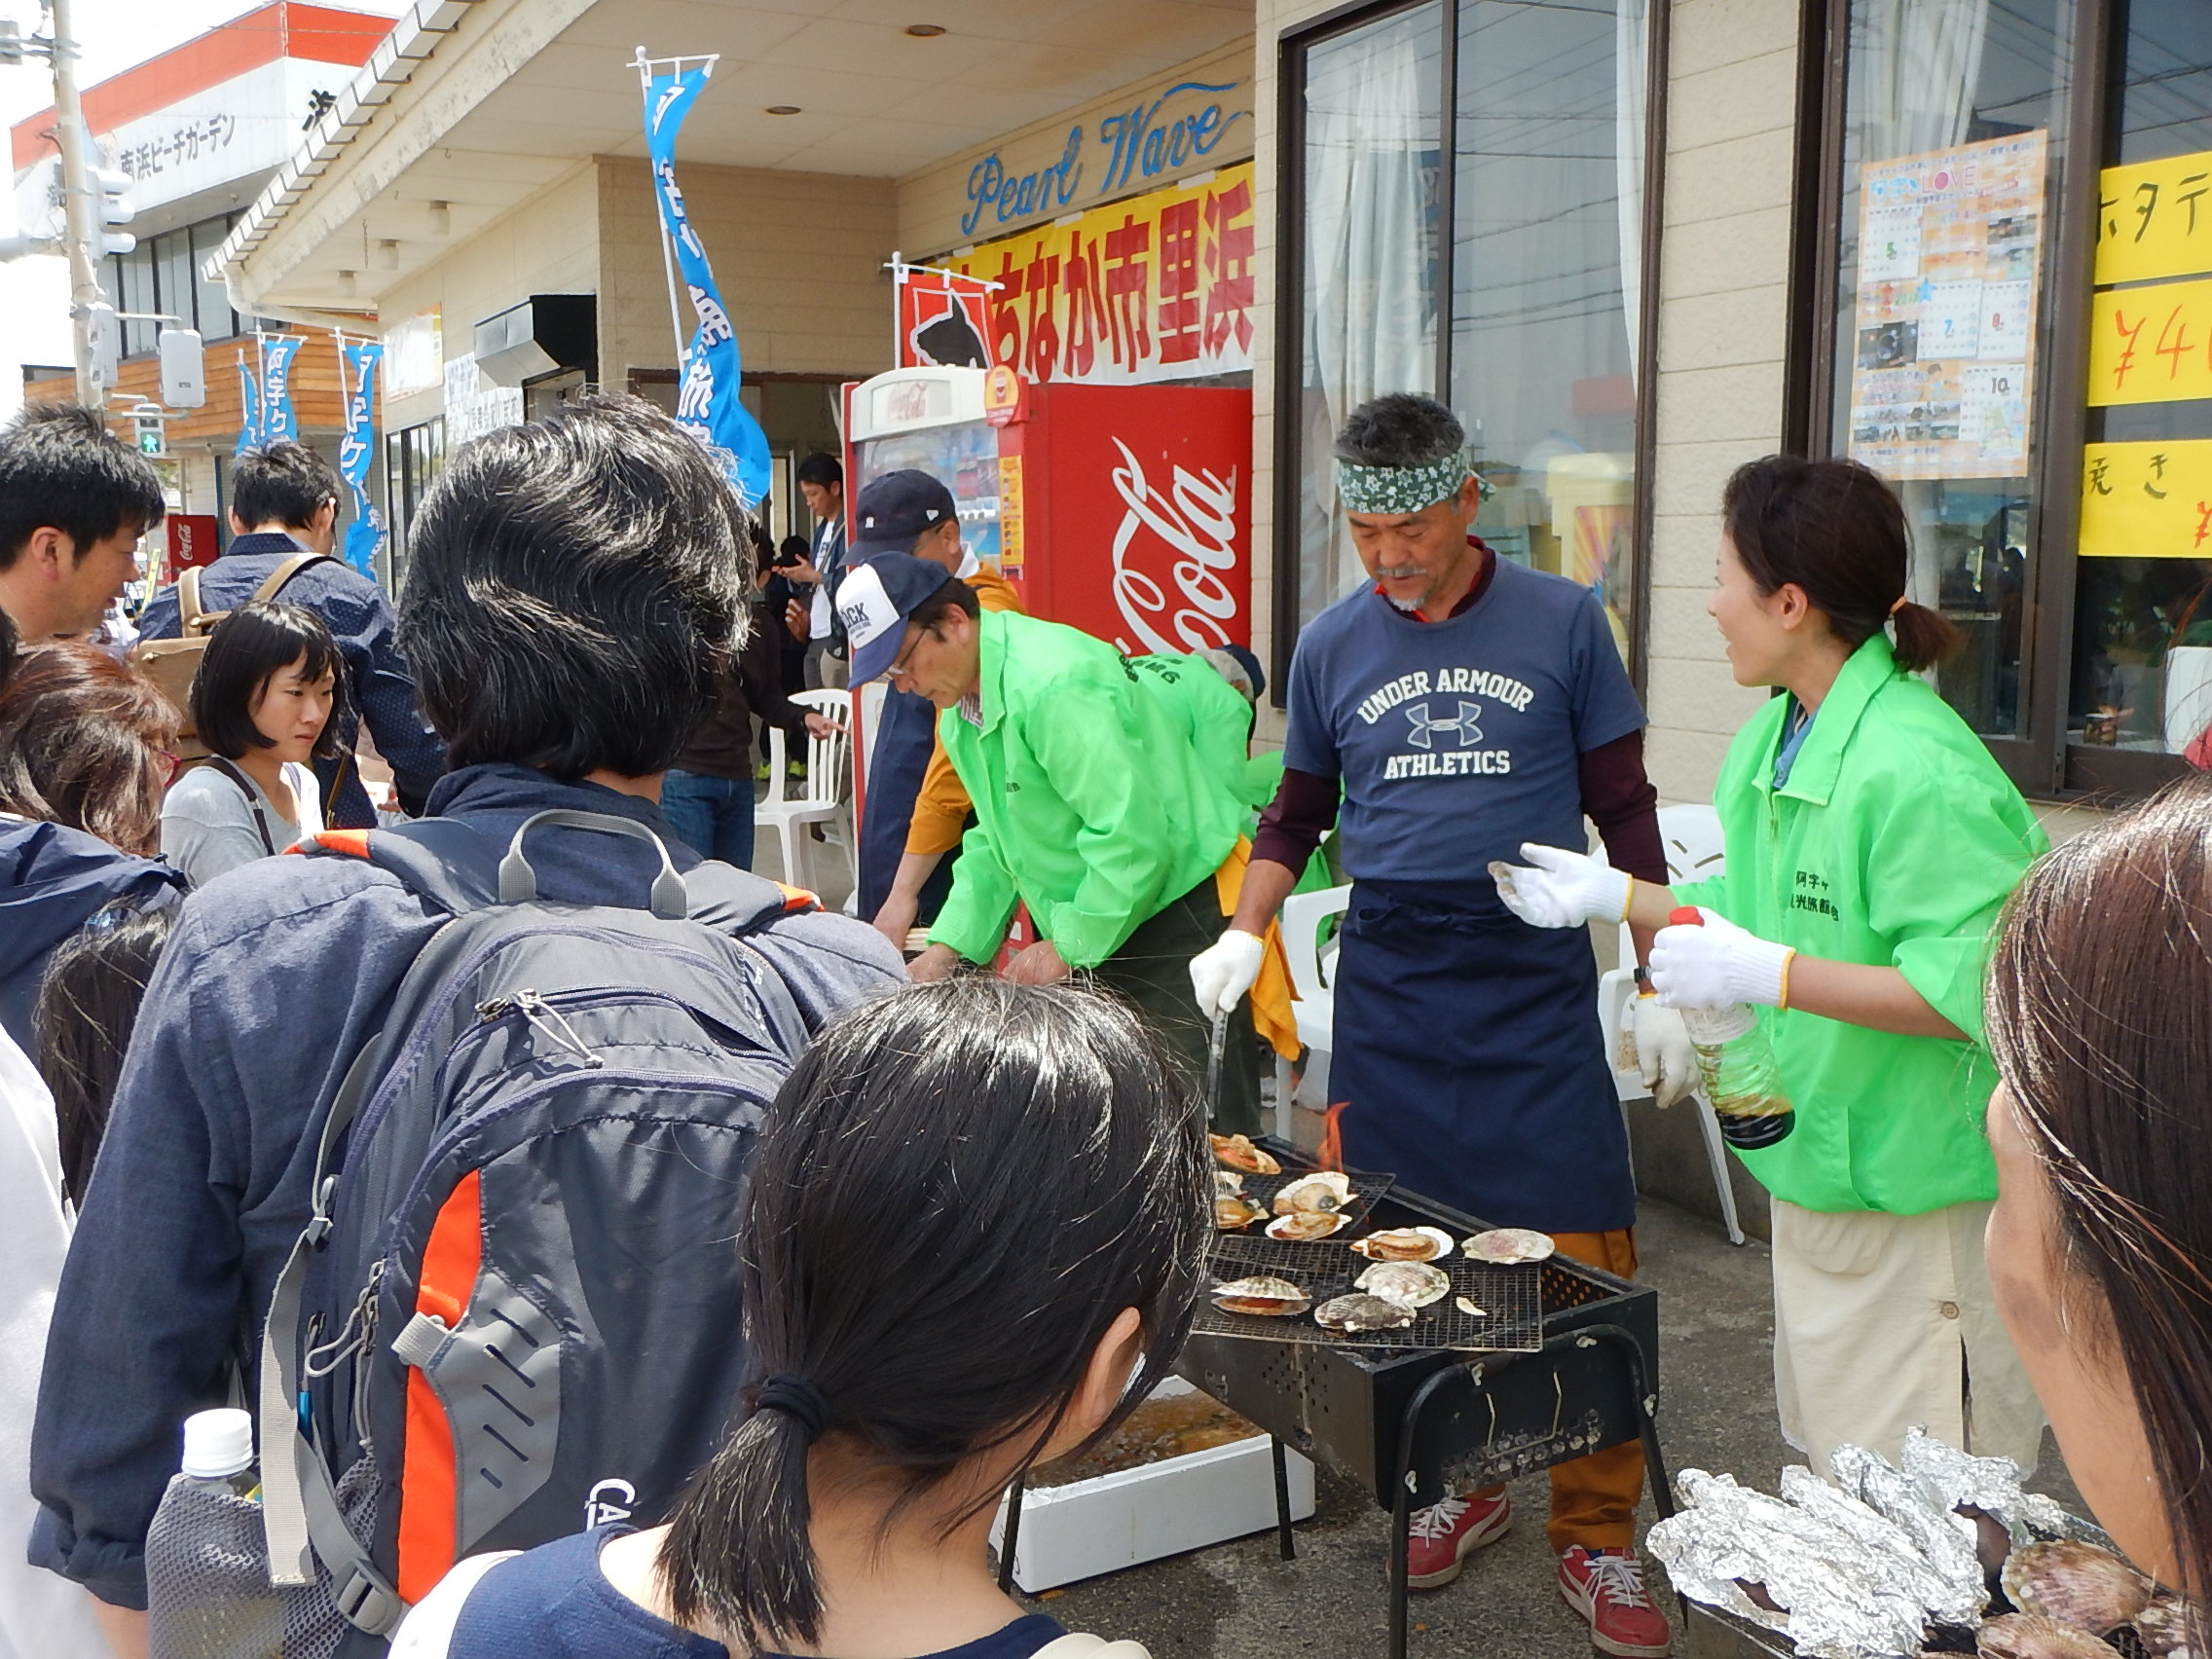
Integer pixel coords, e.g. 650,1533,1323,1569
841,551,1266,1131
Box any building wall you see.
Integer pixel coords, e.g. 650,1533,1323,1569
596,158,896,389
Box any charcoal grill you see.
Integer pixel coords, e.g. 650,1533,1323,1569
997,1139,1676,1659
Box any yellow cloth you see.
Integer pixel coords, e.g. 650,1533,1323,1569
1213,837,1300,1061
905,562,1025,857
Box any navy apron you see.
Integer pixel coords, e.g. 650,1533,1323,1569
857,684,955,924
1331,877,1636,1234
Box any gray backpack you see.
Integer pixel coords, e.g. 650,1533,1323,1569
253,810,815,1649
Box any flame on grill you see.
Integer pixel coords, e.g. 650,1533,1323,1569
1317,1101,1347,1172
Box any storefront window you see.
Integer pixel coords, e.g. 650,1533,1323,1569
2067,0,2212,759
1293,4,1446,636
1284,0,1651,674
1825,0,2078,740
383,419,445,589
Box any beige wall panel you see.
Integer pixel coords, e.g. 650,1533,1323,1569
1646,724,1744,805
1665,128,1797,226
1670,48,1798,154
1664,283,1790,373
597,157,895,385
1670,0,1801,77
1660,203,1793,300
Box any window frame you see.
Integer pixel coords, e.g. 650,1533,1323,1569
1271,0,1672,704
1787,0,2152,802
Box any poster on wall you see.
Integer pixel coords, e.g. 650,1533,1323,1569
947,161,1254,388
1846,130,2047,482
2078,440,2212,559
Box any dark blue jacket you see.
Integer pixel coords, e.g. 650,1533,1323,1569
0,818,185,1059
138,533,448,826
28,764,904,1608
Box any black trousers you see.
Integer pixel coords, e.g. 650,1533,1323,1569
1088,876,1263,1137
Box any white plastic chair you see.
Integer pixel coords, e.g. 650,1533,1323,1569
1277,884,1351,1135
759,688,854,894
1594,802,1745,1244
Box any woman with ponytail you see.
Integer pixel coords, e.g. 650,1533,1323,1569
394,978,1207,1659
1492,455,2049,1477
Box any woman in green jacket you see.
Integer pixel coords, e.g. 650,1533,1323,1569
1494,455,2047,1475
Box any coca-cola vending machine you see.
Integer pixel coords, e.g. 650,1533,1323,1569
843,365,1251,654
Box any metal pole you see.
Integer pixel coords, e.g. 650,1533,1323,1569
47,0,104,406
635,48,693,371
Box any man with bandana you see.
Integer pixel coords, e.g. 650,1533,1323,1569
1189,393,1688,1656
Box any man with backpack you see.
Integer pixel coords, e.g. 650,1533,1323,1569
136,441,448,827
29,395,905,1654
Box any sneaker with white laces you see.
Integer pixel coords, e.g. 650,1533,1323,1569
1557,1546,1673,1657
1406,1489,1513,1589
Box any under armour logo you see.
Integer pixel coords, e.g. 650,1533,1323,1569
1405,700,1484,749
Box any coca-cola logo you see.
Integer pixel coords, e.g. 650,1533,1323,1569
1108,436,1240,656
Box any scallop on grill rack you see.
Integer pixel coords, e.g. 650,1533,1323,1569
1199,1226,1546,1353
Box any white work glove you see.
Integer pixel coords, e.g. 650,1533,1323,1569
1489,843,1632,930
1630,994,1700,1108
1189,929,1265,1018
1649,907,1794,1011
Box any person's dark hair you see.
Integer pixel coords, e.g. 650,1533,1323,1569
398,392,749,778
0,643,176,855
658,980,1210,1653
1721,455,1958,674
910,576,981,634
35,900,178,1205
189,600,349,762
1335,392,1465,469
229,440,342,534
776,535,810,568
0,604,17,695
1986,774,2212,1605
794,452,843,491
0,402,166,570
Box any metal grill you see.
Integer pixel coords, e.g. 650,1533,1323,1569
1198,1231,1545,1352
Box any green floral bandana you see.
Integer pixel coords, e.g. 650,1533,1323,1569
1337,449,1493,515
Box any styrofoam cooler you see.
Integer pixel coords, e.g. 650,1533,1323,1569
988,1379,1315,1594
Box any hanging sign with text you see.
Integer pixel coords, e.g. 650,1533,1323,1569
2079,440,2212,559
948,162,1254,388
2094,149,2212,287
2088,276,2212,407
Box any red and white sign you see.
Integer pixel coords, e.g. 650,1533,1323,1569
166,513,222,576
896,267,997,371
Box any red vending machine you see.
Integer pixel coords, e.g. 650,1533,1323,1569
844,365,1252,652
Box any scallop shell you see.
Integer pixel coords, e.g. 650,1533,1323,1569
1213,1170,1246,1198
1463,1227,1556,1264
1978,1614,2120,1659
1272,1170,1354,1215
1210,1275,1310,1316
1355,1260,1451,1309
2002,1540,2151,1634
1313,1292,1417,1333
1454,1295,1487,1317
1349,1227,1455,1263
1210,1133,1280,1175
2134,1595,2203,1659
1267,1209,1350,1241
1214,1195,1268,1231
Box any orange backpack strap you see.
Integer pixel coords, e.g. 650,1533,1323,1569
773,881,820,912
395,1170,483,1604
297,829,373,859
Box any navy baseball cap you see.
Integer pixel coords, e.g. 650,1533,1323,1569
850,468,959,560
840,552,966,685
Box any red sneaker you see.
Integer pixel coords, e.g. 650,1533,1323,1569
1558,1547,1673,1657
1405,1490,1513,1589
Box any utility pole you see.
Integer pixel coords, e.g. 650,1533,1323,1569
47,0,105,405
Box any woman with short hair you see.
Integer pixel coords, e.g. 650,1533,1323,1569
160,599,345,887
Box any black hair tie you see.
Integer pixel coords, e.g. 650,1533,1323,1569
755,1374,830,1444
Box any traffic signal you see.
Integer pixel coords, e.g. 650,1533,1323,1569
85,300,118,388
158,327,205,407
92,167,134,256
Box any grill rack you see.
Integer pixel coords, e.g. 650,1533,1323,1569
1199,1230,1545,1352
1214,1160,1390,1234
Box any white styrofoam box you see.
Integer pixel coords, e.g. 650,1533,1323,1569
988,1380,1315,1594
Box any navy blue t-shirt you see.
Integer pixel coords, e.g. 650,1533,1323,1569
441,1526,1068,1659
1282,558,1645,884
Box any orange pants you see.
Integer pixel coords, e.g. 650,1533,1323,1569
1471,1227,1644,1554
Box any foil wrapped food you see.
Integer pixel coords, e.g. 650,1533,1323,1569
1647,1432,2075,1659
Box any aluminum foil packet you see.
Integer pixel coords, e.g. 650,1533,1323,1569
1647,1432,2049,1659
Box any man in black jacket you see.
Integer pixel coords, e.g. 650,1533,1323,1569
29,396,903,1653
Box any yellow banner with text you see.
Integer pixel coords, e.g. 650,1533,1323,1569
2079,440,2212,559
2094,150,2212,286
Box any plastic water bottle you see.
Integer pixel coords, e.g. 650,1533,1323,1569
1667,906,1795,1149
144,1408,284,1659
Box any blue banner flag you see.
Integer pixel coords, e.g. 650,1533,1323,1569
339,340,387,579
260,336,305,444
236,354,261,453
645,63,771,509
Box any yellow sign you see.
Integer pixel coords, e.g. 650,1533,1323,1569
2079,440,2212,559
2088,277,2212,406
2094,150,2212,286
997,455,1025,571
950,162,1254,387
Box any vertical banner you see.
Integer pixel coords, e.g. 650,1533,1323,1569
338,338,387,578
895,264,998,369
642,58,771,509
260,335,306,445
235,352,262,452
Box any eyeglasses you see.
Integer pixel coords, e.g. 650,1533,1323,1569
887,625,927,683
